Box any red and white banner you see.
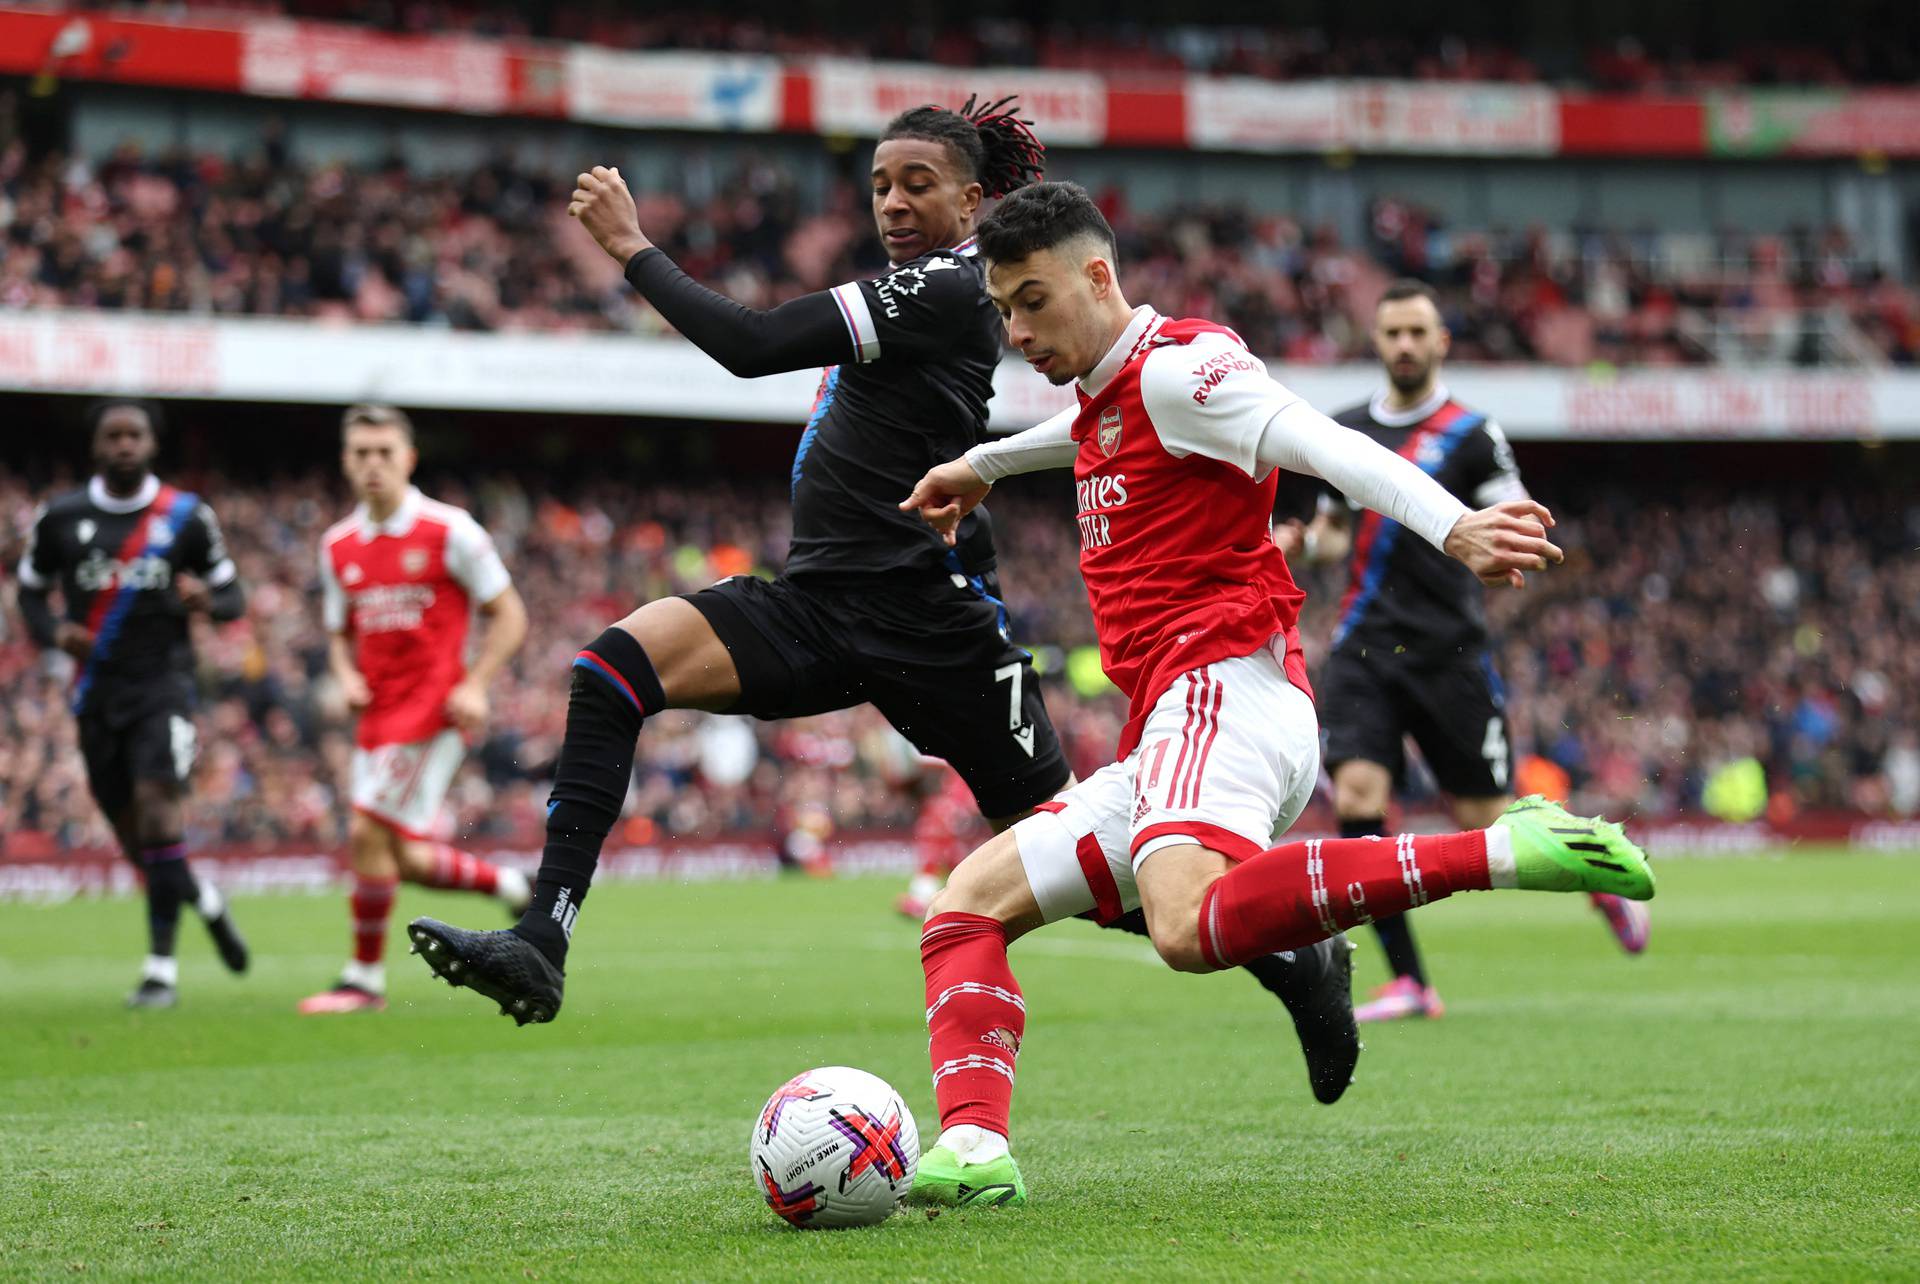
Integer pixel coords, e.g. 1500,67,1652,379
10,8,1920,157
4,310,1920,440
1709,89,1920,157
1186,79,1340,152
806,59,1107,147
1339,81,1559,155
239,19,512,115
1558,372,1877,439
566,47,782,131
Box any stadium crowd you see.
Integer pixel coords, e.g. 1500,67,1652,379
114,4,1920,88
4,469,1917,854
3,109,1915,367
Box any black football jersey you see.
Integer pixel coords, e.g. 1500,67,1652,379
17,475,237,711
1324,388,1525,660
787,238,1005,581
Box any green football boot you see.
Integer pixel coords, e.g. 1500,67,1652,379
1493,795,1655,901
909,1145,1027,1209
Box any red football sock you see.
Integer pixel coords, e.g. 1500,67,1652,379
922,912,1025,1138
417,843,502,895
1199,832,1491,969
351,876,398,965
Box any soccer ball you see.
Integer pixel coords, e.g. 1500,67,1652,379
749,1066,919,1229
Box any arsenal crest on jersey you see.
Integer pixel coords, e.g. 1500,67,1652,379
1098,406,1124,457
402,548,429,576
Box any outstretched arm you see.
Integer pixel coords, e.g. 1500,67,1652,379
1140,341,1559,588
901,408,1078,545
1253,404,1559,588
623,251,857,379
574,164,874,379
963,407,1078,481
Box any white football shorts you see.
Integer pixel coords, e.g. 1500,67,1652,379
1013,637,1320,924
349,729,464,841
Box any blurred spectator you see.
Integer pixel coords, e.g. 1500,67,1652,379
4,107,1914,366
5,469,1917,852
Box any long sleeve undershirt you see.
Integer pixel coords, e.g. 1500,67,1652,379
624,248,851,379
964,342,1469,553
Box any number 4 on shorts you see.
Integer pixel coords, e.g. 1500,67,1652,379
1481,716,1509,789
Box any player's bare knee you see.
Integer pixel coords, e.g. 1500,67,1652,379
929,844,998,920
1453,795,1510,830
610,597,737,712
1135,894,1211,970
392,837,435,882
1333,760,1391,819
1142,910,1212,973
928,831,1041,938
346,812,396,874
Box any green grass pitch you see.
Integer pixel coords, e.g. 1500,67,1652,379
2,851,1916,1281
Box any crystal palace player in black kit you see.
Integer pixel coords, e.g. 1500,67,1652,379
15,401,250,1008
406,100,1357,1100
1279,281,1650,1021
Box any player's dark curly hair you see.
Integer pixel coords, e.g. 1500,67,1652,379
975,180,1117,265
85,397,165,443
880,94,1046,199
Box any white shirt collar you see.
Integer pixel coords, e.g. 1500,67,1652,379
1079,306,1162,400
1369,383,1451,428
355,486,423,540
88,474,160,515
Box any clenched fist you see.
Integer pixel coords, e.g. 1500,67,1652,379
568,165,652,265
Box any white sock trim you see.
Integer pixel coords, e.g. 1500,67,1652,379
197,882,225,919
142,955,179,986
935,1124,1009,1164
1484,826,1518,889
341,959,386,994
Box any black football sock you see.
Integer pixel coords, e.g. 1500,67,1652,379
1370,913,1426,986
139,842,198,962
1340,816,1427,985
514,627,665,966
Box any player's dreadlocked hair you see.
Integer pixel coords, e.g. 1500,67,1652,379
880,94,1046,198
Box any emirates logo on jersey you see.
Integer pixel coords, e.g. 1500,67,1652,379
353,582,436,632
1098,406,1123,456
402,548,429,576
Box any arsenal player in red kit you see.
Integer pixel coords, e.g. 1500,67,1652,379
300,405,530,1014
896,182,1655,1207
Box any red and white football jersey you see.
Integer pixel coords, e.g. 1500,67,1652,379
320,486,512,749
1071,307,1313,758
